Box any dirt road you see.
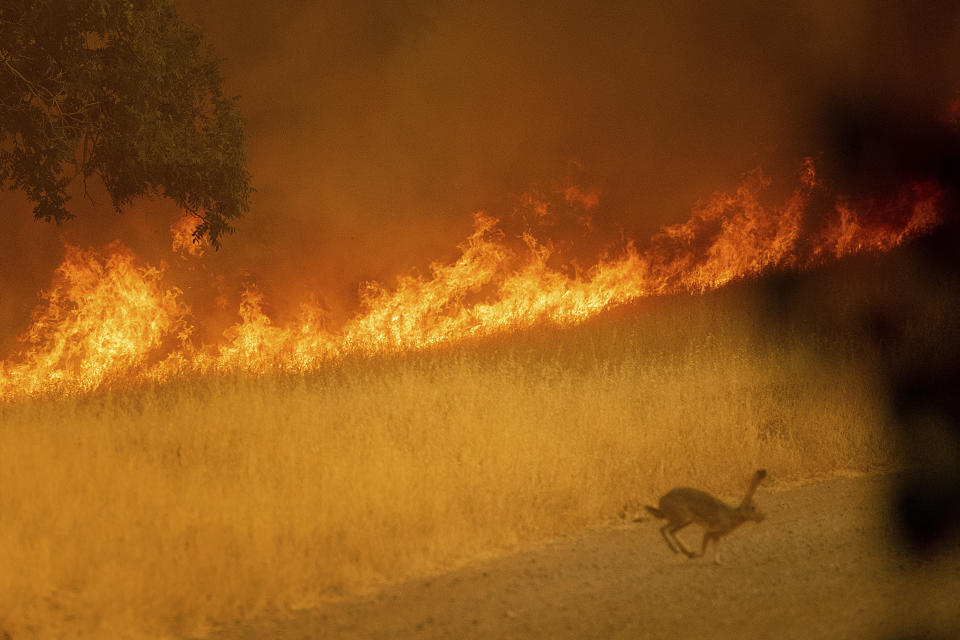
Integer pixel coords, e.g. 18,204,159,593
208,474,960,640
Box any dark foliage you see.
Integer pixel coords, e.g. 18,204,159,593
0,0,252,247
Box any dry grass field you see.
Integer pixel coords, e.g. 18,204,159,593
1,245,953,639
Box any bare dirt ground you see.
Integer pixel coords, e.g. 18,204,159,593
207,474,960,640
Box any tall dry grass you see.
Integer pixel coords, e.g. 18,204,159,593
0,275,910,639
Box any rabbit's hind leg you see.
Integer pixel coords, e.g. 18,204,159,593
697,531,724,564
662,520,695,557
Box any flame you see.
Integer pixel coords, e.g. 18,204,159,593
0,244,189,398
563,185,601,210
0,160,944,402
171,213,207,257
643,165,809,294
808,181,942,261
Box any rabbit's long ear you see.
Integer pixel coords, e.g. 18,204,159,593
745,469,767,499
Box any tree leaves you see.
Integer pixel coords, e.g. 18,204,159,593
0,0,252,248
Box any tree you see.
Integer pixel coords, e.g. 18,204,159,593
0,0,252,248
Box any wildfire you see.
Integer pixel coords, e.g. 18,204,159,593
0,244,188,398
0,160,943,402
171,213,208,257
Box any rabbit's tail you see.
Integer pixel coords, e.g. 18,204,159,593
644,505,664,519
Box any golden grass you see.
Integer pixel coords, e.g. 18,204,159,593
0,285,899,639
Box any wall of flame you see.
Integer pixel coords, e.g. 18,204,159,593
0,160,943,402
1,1,958,401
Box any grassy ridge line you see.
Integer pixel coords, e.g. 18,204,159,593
0,282,895,639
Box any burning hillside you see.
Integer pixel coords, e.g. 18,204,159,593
0,160,942,402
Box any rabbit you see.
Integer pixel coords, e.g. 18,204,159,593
644,469,766,564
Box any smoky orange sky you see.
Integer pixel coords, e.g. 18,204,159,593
2,0,959,350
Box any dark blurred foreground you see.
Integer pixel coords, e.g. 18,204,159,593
762,91,960,639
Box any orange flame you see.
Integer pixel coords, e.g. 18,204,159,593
808,181,942,261
0,160,944,402
171,213,207,257
0,244,189,398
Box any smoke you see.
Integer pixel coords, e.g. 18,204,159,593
2,0,959,347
